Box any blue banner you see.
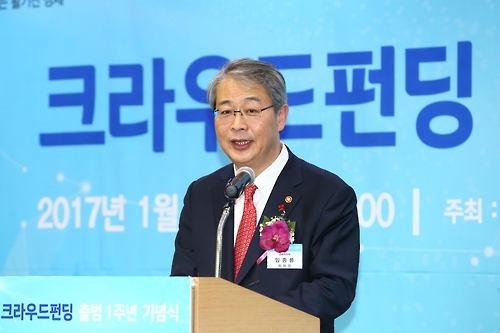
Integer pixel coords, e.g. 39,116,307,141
0,1,499,332
0,276,191,332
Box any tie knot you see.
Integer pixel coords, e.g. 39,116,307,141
244,184,257,200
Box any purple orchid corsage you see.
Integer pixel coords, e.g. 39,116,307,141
259,204,296,253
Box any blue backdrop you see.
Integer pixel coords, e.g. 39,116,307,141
1,1,499,332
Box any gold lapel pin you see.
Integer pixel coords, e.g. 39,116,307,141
285,195,293,204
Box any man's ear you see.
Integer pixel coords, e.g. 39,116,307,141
277,104,289,132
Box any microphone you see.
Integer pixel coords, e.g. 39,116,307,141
224,166,255,200
215,166,255,277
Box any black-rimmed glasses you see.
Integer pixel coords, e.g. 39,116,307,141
213,105,274,122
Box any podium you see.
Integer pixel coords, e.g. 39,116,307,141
0,276,319,332
193,277,318,332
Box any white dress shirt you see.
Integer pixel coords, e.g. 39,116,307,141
233,143,289,244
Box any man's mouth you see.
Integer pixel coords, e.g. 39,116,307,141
233,140,251,145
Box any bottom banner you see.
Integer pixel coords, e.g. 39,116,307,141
0,276,191,333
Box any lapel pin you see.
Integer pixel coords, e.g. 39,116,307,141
285,195,293,204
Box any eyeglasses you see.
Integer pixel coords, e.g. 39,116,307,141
213,105,274,122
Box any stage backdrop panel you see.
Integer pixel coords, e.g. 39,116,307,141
1,1,499,332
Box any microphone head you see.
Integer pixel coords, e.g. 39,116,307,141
236,166,255,184
224,167,255,200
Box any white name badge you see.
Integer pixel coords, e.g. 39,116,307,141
267,244,303,269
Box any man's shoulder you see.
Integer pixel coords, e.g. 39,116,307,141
288,151,351,188
190,163,233,189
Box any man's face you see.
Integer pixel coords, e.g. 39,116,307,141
214,78,288,176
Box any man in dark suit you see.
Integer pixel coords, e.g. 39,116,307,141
171,58,360,333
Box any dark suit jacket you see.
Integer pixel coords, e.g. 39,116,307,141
171,149,360,333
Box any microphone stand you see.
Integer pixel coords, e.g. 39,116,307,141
215,201,234,278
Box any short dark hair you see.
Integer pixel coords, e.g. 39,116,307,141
207,58,287,114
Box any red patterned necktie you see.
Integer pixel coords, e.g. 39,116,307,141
234,184,258,281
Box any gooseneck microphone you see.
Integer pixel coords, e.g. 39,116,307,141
215,166,256,278
224,166,256,200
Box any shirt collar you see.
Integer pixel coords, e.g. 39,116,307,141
232,142,289,199
253,142,288,199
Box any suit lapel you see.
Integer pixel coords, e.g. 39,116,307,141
234,152,303,284
212,166,236,281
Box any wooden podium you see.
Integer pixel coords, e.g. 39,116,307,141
193,277,319,333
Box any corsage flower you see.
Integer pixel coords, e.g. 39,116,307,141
259,204,296,253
